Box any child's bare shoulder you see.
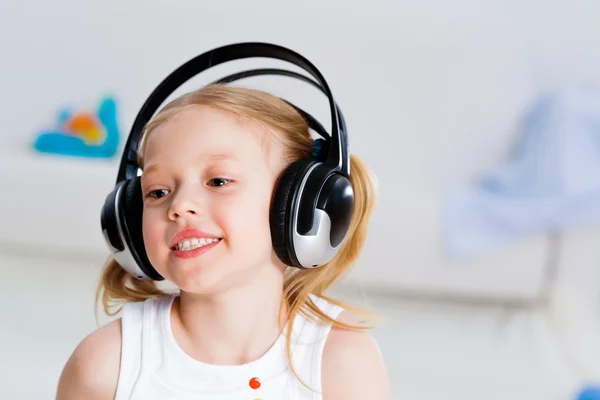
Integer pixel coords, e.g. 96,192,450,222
321,311,392,399
56,318,122,400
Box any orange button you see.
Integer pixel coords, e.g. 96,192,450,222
249,377,261,389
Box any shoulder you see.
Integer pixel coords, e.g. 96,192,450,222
56,318,122,400
321,311,392,399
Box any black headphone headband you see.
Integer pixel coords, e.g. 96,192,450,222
213,67,348,137
117,42,348,183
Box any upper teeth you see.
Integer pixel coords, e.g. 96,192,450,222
176,238,219,251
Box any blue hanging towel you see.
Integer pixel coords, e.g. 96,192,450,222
442,84,600,258
575,385,600,400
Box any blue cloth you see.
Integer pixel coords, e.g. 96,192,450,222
442,84,600,257
576,385,600,400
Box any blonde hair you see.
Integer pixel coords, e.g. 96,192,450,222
95,84,379,392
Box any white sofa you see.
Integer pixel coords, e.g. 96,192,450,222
0,143,556,304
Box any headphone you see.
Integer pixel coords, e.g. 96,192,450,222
100,42,354,281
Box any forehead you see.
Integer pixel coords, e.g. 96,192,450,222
142,106,283,170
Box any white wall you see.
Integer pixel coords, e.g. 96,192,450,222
1,0,599,302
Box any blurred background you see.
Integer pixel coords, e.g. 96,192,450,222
1,0,600,399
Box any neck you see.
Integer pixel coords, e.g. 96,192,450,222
170,267,288,366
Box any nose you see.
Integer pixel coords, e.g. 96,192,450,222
169,206,196,220
168,189,203,221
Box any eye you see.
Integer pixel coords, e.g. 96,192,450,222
147,189,170,199
208,178,231,187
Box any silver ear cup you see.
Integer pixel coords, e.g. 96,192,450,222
292,208,341,268
101,183,153,280
290,169,355,268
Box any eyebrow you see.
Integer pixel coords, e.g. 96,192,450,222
206,152,240,162
142,152,241,175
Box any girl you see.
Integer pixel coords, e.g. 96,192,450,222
56,84,391,399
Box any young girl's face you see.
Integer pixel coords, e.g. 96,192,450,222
140,106,287,294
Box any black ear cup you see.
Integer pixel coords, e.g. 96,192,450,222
118,178,164,280
270,159,316,266
101,183,125,253
315,174,354,247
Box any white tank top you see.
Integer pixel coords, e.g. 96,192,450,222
114,293,344,400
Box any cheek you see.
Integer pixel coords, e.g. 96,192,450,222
141,207,167,259
141,208,153,242
218,190,273,242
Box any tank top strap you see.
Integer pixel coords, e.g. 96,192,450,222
114,296,167,400
287,294,345,399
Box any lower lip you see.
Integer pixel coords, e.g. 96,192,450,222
171,240,221,259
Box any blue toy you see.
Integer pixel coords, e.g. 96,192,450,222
33,96,120,158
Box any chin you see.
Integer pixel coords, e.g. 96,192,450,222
165,259,245,295
176,263,274,297
177,279,224,296
165,261,219,292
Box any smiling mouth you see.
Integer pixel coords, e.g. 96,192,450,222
170,237,222,252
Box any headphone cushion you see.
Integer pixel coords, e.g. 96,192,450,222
119,177,161,279
270,159,314,266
